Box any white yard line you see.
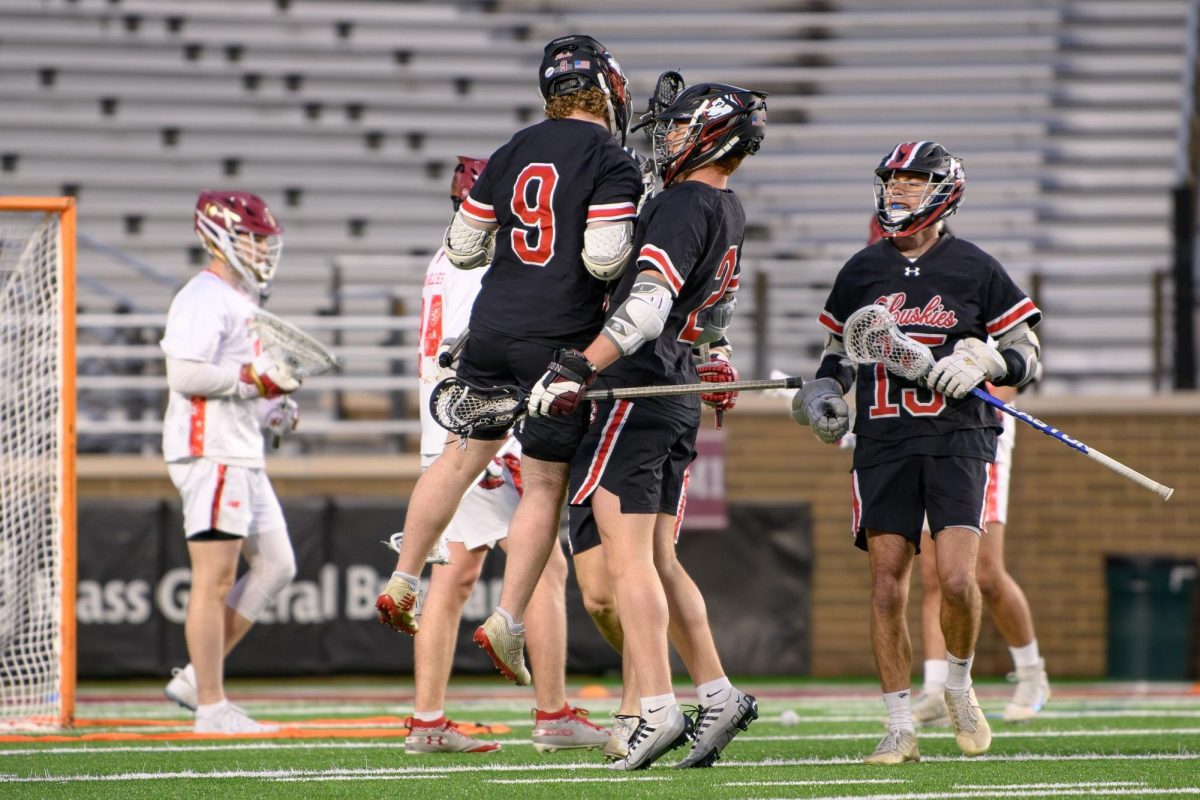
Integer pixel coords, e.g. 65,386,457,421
793,789,1200,800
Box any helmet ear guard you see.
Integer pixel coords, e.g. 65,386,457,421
872,141,965,238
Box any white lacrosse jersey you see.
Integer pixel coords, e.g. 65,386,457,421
418,248,485,464
160,270,265,467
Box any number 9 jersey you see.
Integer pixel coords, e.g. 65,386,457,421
460,117,643,343
816,234,1041,468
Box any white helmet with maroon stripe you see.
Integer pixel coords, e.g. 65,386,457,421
873,141,964,238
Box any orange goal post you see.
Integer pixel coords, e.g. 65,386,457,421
0,197,76,729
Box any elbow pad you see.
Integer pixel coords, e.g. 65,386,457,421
444,210,496,270
995,323,1041,387
582,221,634,281
603,274,673,356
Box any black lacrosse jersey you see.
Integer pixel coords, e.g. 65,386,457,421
816,234,1040,468
460,118,643,343
599,181,746,409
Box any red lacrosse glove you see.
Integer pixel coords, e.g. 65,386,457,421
697,353,738,430
527,348,598,417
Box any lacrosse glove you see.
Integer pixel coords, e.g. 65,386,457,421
696,352,738,430
259,396,299,447
528,348,598,417
238,354,300,398
926,338,1007,399
791,377,850,444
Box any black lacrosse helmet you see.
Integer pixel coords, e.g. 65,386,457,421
873,141,965,238
538,34,632,144
647,82,768,185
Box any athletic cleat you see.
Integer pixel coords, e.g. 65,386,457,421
404,717,501,754
946,687,992,755
473,611,531,686
1003,659,1051,722
531,706,609,753
375,574,421,635
675,689,758,767
383,531,450,566
608,706,692,771
164,665,198,711
194,702,278,735
863,727,921,764
603,714,640,761
911,688,950,727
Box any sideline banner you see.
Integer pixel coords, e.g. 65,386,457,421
76,499,809,677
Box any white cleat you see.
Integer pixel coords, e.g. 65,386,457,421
608,706,692,771
473,611,531,686
863,727,921,765
911,688,950,727
945,687,992,756
1003,659,1051,722
675,689,758,768
603,714,639,761
383,531,450,565
164,665,198,712
531,707,609,753
194,702,278,735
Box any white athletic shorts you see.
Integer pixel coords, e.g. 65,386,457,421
443,478,519,551
168,458,286,538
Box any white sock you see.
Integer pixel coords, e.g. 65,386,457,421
923,659,948,693
640,693,676,724
195,700,228,718
883,690,914,731
946,651,974,692
1010,640,1042,669
496,606,525,634
413,709,443,723
393,570,419,589
695,676,732,705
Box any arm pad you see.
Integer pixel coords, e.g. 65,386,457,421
602,272,673,356
444,209,496,270
995,322,1041,387
813,334,855,393
582,221,634,281
694,291,737,347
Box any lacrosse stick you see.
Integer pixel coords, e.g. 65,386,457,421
437,328,469,370
429,374,804,437
250,307,340,378
841,304,1174,501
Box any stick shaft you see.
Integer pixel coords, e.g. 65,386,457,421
585,376,803,401
969,387,1174,501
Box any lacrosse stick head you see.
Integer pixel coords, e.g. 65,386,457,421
429,376,525,437
250,309,340,378
842,304,936,381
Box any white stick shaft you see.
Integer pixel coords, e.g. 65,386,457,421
1085,447,1175,501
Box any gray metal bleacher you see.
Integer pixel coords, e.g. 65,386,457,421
0,0,1193,451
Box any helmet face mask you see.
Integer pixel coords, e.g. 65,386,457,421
195,190,283,299
538,34,632,144
647,83,767,186
872,141,965,238
450,155,488,211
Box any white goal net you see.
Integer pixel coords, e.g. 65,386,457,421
0,198,76,729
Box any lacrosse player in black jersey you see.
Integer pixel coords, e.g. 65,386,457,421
792,142,1043,765
526,83,767,770
375,34,643,663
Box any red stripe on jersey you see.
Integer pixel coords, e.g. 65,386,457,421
188,397,206,457
638,244,684,294
210,463,228,530
570,401,632,505
987,297,1039,335
910,333,947,346
587,202,636,222
818,310,844,336
460,196,496,224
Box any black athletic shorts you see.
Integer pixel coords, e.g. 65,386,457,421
567,398,697,517
850,454,989,553
455,326,590,463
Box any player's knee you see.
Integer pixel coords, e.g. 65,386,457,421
938,569,978,607
975,566,1004,601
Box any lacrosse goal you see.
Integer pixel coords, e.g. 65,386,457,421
0,197,76,728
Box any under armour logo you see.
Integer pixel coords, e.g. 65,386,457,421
904,267,920,277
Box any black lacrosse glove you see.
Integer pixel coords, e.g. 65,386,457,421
528,348,598,417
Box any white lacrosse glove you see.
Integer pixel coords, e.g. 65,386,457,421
528,348,598,418
791,377,850,444
926,338,1007,399
259,396,299,440
238,353,300,398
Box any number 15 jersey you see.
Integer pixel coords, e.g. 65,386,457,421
817,234,1040,468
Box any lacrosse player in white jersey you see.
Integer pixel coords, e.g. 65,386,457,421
159,190,301,734
397,157,607,754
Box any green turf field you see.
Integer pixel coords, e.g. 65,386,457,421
2,677,1198,798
